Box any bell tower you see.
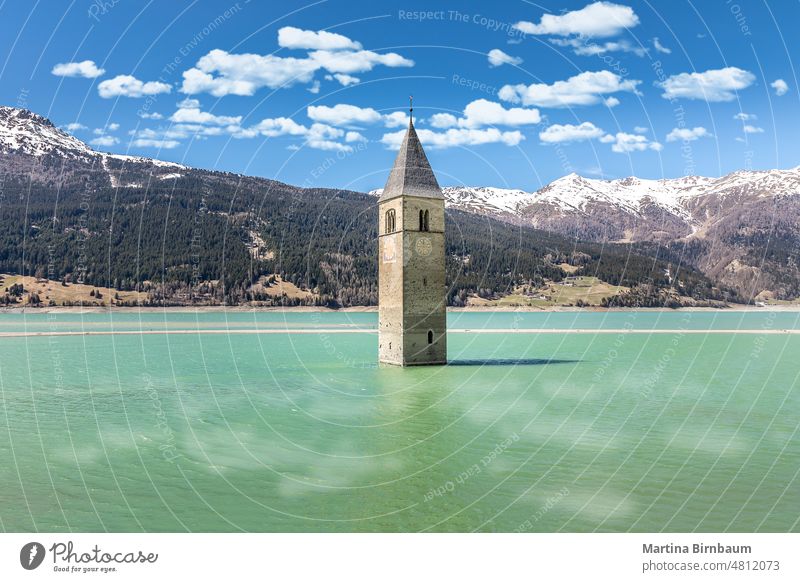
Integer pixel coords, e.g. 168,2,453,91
378,99,447,366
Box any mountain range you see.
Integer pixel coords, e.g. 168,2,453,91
375,169,800,301
0,105,795,306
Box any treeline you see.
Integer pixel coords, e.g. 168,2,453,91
601,284,729,308
0,164,737,307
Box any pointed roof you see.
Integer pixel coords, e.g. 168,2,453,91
380,119,442,201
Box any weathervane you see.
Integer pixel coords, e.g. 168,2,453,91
409,95,413,124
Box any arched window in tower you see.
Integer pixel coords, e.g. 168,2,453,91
419,209,430,231
385,209,396,233
427,330,434,344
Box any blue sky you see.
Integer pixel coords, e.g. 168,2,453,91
1,0,797,191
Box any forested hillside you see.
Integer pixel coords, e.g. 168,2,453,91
0,106,738,308
0,164,735,307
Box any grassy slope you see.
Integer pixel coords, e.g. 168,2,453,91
1,274,145,307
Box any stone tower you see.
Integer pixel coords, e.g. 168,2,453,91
378,103,447,366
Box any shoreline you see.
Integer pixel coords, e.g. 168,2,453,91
0,328,798,338
1,304,799,314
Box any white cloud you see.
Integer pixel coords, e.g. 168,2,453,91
459,99,540,127
584,166,607,177
666,126,712,142
306,105,409,129
132,138,181,149
308,49,413,74
499,70,640,108
743,125,764,134
233,118,353,151
345,131,367,143
513,2,640,38
89,136,119,147
92,123,120,136
329,73,360,86
98,75,172,98
601,132,662,153
248,117,309,137
171,124,229,137
488,49,522,67
277,26,361,51
305,123,352,152
381,127,524,149
177,98,200,108
633,126,648,134
128,125,230,148
181,42,411,97
658,67,755,101
63,123,87,132
304,141,351,152
652,37,671,54
734,112,756,121
307,104,382,126
425,100,540,129
603,96,620,107
181,49,319,96
550,37,646,57
307,80,321,94
539,122,605,143
139,112,164,120
383,112,408,128
429,113,458,129
771,78,789,96
129,102,358,152
51,60,105,78
170,101,242,126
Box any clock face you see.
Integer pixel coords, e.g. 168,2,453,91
415,236,432,257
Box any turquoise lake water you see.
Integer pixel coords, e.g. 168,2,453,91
0,310,798,532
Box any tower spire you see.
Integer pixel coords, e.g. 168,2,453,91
409,95,413,124
378,104,441,202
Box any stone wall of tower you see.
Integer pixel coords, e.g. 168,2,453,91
401,196,446,365
378,197,405,365
379,195,447,366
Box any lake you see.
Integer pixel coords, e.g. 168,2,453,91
0,310,798,532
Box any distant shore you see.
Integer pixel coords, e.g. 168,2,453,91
2,304,799,314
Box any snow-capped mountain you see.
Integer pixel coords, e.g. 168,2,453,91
0,105,94,158
0,105,186,187
441,186,533,217
370,185,534,218
440,175,702,241
532,173,705,219
400,169,800,245
536,170,800,214
372,168,800,299
520,168,800,249
372,169,800,237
